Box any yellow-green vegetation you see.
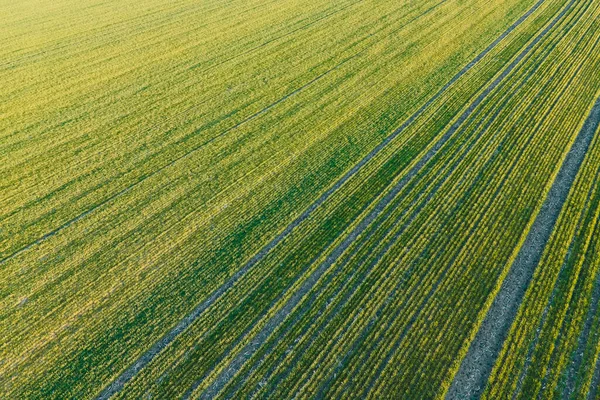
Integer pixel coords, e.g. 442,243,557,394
1,0,600,398
484,114,600,400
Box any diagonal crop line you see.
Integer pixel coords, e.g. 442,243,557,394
0,51,351,265
367,18,600,398
252,23,570,392
446,93,600,400
95,0,547,397
1,0,447,265
561,214,600,399
587,341,600,400
193,1,566,398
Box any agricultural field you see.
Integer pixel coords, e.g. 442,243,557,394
1,0,600,398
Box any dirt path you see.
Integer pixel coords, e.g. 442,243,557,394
446,93,600,400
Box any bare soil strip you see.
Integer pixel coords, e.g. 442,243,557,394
446,94,600,400
312,11,590,394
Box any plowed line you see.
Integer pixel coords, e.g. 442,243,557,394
446,93,600,399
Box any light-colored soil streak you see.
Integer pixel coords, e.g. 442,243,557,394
446,94,600,400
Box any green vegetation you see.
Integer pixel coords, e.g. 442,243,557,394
1,0,599,398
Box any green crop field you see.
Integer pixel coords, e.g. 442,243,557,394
2,0,600,398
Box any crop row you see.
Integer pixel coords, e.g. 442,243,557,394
1,0,540,397
483,81,600,399
101,0,600,398
193,1,600,398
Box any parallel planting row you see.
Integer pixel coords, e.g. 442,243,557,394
483,99,600,400
2,0,600,398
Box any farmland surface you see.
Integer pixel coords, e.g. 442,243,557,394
2,0,600,398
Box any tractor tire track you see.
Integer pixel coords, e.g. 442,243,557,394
446,92,600,399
